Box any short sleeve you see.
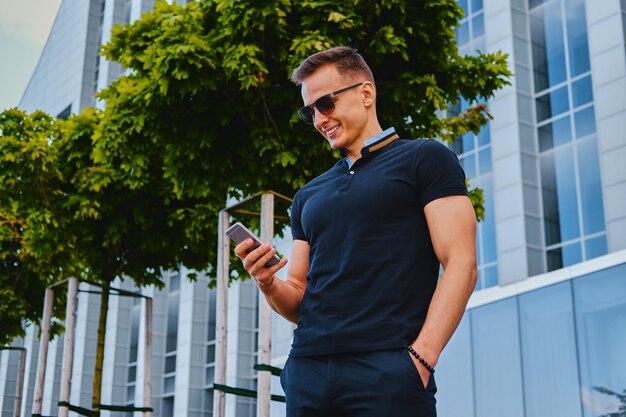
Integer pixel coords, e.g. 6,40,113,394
290,192,307,242
415,140,468,207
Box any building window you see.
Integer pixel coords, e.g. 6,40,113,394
203,288,217,417
125,296,141,416
56,105,72,120
530,0,606,271
162,274,180,414
451,0,497,290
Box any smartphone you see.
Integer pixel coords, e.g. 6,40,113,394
225,222,280,268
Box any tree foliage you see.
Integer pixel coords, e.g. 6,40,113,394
1,2,510,405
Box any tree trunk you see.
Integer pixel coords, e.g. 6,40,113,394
91,279,110,417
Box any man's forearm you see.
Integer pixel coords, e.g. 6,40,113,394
412,258,477,367
258,276,305,324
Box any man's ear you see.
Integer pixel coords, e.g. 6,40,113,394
361,81,376,108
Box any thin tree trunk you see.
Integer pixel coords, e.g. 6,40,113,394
91,279,110,417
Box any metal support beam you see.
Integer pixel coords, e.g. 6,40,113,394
213,210,230,417
59,277,78,417
257,192,274,417
32,287,54,416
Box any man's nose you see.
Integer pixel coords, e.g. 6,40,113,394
313,108,329,130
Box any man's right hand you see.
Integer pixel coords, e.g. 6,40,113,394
234,239,288,290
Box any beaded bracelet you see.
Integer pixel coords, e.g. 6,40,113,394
407,346,435,374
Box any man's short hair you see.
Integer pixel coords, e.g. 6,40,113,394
290,46,375,86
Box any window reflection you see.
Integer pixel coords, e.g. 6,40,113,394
536,86,569,122
519,282,582,417
565,0,591,77
530,1,567,91
577,137,605,235
539,116,571,151
574,266,626,417
572,76,593,107
574,107,596,138
541,146,580,246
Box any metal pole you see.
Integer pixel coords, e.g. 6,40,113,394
256,193,274,417
143,296,153,417
213,210,230,417
58,277,78,417
32,288,54,416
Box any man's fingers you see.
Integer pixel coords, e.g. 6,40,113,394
234,239,255,258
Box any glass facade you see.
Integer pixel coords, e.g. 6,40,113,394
162,274,180,417
124,296,141,415
530,0,607,271
437,262,626,417
453,0,497,289
203,288,217,417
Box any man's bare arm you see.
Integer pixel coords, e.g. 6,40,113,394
234,239,310,323
410,195,478,386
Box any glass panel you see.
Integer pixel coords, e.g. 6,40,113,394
127,365,136,383
573,264,626,417
462,154,477,178
473,14,485,38
481,180,497,263
205,366,215,386
471,298,524,417
435,315,475,416
483,265,498,288
165,355,176,373
162,397,174,417
472,0,483,12
572,76,593,107
164,376,176,394
562,241,582,267
547,246,563,271
541,146,580,245
463,132,475,153
536,86,569,122
477,124,490,146
519,282,583,417
577,138,605,234
170,273,180,291
574,107,596,138
565,0,591,76
129,305,140,363
206,344,215,364
478,147,492,174
457,21,470,45
585,235,607,259
207,290,217,341
539,116,571,151
204,389,214,417
126,385,135,402
530,2,567,91
166,292,179,352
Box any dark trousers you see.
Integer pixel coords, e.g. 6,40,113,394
280,349,437,417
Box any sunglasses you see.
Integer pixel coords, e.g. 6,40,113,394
297,83,363,124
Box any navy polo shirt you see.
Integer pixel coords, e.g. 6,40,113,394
289,128,468,357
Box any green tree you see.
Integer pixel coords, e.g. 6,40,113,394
1,0,510,413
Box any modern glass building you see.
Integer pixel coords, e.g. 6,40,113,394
1,0,625,416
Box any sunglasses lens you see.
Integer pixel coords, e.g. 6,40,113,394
298,107,314,124
315,95,335,114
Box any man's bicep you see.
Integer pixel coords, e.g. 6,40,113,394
424,195,477,268
286,239,310,292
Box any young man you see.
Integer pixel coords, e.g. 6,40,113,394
234,46,477,417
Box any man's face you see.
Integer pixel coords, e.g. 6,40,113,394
300,64,369,153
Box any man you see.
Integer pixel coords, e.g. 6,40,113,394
234,46,477,416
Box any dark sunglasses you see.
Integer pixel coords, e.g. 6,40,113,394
297,83,363,124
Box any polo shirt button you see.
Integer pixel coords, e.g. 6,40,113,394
349,170,355,175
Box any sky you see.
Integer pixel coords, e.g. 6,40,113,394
0,0,62,111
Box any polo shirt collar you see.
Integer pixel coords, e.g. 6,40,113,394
339,127,399,165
